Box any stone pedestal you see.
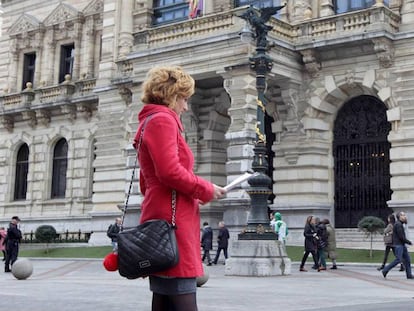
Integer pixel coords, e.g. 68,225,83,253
225,240,291,276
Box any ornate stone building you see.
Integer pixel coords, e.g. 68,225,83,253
0,0,413,245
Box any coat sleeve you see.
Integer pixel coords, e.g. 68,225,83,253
143,114,214,203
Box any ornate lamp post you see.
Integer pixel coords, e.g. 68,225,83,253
238,4,285,240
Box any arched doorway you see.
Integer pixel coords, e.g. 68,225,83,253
333,95,392,228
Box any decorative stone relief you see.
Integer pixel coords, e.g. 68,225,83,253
372,38,394,68
36,110,51,127
135,0,149,10
61,105,77,123
1,115,14,132
83,0,104,15
77,103,93,121
320,0,334,17
119,86,132,106
43,3,81,27
8,14,42,36
345,70,357,88
280,87,305,137
292,0,312,23
22,111,37,128
213,0,232,12
300,49,321,77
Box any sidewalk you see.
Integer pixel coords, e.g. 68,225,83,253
1,259,413,311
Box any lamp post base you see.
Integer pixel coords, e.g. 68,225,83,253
224,240,291,276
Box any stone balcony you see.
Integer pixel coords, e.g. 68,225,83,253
131,5,399,50
0,75,97,132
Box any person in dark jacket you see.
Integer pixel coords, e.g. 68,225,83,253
213,221,230,265
299,215,319,272
5,216,22,273
107,217,122,252
315,217,328,271
377,214,404,272
381,212,413,279
201,222,213,265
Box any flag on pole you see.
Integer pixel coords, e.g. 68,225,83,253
189,0,203,19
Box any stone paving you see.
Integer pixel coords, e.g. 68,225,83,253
1,259,414,311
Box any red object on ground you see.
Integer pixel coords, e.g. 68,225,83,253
103,253,118,271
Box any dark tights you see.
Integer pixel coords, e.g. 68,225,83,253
152,293,198,311
300,250,318,268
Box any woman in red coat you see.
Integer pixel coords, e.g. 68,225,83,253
133,66,226,311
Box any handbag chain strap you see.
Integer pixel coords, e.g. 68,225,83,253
121,115,177,230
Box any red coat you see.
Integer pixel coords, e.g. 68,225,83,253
134,104,214,278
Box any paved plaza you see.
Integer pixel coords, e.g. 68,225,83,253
1,259,413,311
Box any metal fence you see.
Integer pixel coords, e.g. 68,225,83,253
21,230,92,243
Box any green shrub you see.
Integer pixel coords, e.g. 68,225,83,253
358,216,385,258
35,225,57,253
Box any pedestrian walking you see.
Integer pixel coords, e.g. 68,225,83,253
4,216,22,273
273,212,288,244
0,227,6,261
322,219,338,269
213,221,230,265
299,215,319,272
201,221,213,265
381,211,413,279
377,214,404,272
107,217,122,252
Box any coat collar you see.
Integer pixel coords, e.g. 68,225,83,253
138,104,183,132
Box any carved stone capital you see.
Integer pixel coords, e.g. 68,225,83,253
372,38,394,68
300,49,321,77
22,111,37,128
36,109,51,127
119,86,132,106
77,103,93,121
61,104,77,123
1,115,14,132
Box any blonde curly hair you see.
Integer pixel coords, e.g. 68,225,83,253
141,66,195,109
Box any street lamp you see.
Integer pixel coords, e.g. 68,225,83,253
239,4,285,240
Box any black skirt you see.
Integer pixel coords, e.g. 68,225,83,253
149,276,197,295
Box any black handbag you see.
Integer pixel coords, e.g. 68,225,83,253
117,116,179,279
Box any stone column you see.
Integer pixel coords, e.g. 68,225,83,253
221,65,291,276
400,0,414,31
291,0,312,23
72,22,83,81
46,34,56,85
8,49,18,93
96,0,118,88
221,66,256,197
118,0,134,58
85,17,96,78
320,0,335,17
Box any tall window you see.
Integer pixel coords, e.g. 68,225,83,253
59,44,75,83
14,144,29,201
22,52,36,90
153,0,189,25
51,139,68,198
335,0,389,14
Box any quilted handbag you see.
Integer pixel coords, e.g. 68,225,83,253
117,218,179,279
117,115,179,279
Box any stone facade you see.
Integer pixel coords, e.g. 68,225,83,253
0,0,414,246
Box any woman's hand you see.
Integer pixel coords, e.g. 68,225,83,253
213,184,227,200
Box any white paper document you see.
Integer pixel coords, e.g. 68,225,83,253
224,172,259,191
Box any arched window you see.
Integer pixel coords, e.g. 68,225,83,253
335,0,389,14
51,139,68,198
14,144,29,200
